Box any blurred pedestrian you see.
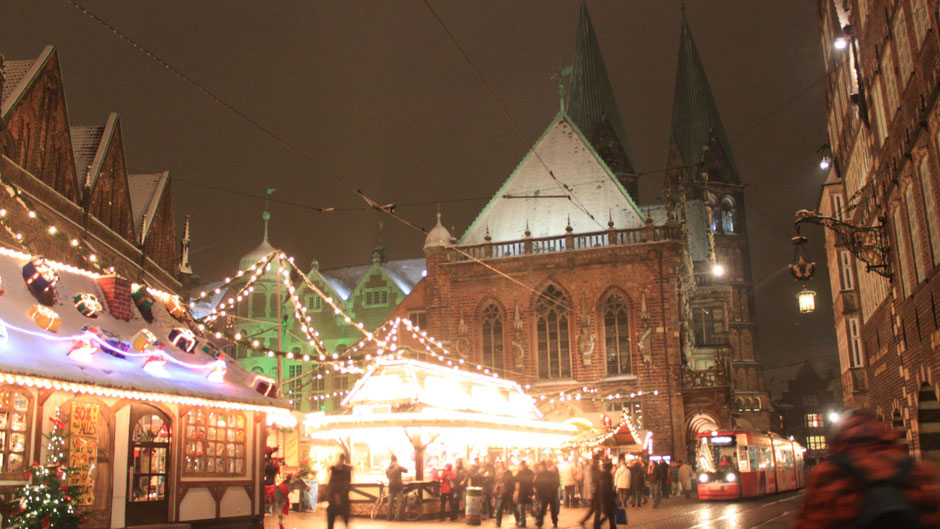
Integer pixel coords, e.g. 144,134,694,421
495,465,515,528
594,461,618,529
678,459,693,499
327,453,352,529
578,455,601,525
796,410,940,529
534,462,559,528
385,455,408,521
515,460,535,528
437,462,457,521
614,456,630,508
628,459,644,507
669,459,680,497
559,458,577,508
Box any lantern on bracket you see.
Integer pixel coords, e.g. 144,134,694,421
789,235,817,314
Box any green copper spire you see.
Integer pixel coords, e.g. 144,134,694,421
670,10,739,182
566,1,638,198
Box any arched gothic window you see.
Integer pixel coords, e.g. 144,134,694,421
721,197,735,233
536,285,571,379
603,295,631,375
481,304,503,371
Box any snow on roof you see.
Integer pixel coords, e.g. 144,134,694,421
460,113,644,245
0,250,286,410
70,126,105,184
127,172,169,242
320,258,426,300
188,281,228,320
343,358,541,419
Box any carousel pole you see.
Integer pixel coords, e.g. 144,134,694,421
276,255,284,393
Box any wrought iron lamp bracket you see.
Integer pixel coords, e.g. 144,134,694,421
793,211,893,280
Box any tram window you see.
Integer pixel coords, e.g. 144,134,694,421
748,447,761,470
761,447,774,468
737,446,750,472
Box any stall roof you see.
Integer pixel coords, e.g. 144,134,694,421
342,358,541,419
0,248,288,412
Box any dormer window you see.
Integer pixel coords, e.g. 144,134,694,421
364,288,388,307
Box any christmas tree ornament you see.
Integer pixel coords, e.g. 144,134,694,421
130,283,154,311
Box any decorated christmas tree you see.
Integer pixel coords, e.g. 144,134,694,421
8,411,86,529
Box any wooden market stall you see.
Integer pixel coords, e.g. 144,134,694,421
0,247,290,529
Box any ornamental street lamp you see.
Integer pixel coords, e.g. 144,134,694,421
797,287,817,314
789,234,817,314
788,209,893,313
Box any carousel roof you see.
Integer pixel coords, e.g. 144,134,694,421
341,358,541,419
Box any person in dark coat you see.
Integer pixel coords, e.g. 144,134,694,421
483,456,497,519
515,460,535,528
533,462,559,528
594,461,618,529
327,453,352,529
495,466,515,528
385,455,408,521
628,459,644,507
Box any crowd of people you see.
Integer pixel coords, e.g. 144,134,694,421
423,453,695,528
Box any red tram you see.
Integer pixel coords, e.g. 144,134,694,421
696,430,805,500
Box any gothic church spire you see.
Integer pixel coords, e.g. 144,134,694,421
670,10,739,184
566,1,638,198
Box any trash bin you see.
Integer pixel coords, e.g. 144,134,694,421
465,486,483,525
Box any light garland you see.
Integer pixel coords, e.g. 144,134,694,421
0,174,110,272
0,369,289,415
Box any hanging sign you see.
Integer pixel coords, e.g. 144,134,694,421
68,401,100,506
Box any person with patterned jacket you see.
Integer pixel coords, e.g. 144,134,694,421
796,410,940,529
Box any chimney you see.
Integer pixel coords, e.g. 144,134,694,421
97,274,133,321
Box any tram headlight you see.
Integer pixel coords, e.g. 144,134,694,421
725,473,736,483
699,473,709,484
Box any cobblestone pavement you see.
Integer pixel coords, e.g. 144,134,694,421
264,491,802,529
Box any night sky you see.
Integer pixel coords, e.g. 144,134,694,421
1,0,835,368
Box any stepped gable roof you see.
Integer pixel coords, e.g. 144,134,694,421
70,126,105,183
127,171,170,243
460,111,645,245
671,12,739,182
1,46,55,117
566,1,635,176
320,258,426,301
0,251,286,410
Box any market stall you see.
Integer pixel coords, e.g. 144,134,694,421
0,248,290,529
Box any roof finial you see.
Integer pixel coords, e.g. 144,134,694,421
436,203,441,223
263,187,275,242
551,60,572,112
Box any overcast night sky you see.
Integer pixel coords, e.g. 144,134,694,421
1,0,835,368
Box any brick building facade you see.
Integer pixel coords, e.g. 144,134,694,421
0,46,182,294
390,5,771,458
814,0,940,463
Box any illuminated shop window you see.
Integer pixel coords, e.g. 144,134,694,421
183,409,246,475
0,389,29,476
